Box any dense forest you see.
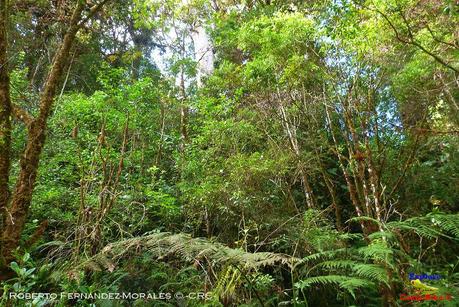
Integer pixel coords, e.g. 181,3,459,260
0,0,458,306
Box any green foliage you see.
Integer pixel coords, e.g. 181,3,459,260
2,1,458,307
82,232,297,272
1,253,54,307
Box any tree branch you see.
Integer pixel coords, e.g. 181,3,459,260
12,105,34,127
425,24,458,50
78,0,111,28
365,3,459,74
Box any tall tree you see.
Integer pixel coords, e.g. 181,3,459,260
0,0,110,279
0,0,12,238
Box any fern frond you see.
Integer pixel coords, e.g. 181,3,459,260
352,264,389,286
310,259,389,287
357,240,395,269
299,248,349,265
387,213,459,241
214,265,242,299
428,213,459,238
80,232,298,272
316,260,357,271
296,275,373,299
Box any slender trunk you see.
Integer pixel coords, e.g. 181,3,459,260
180,104,188,147
314,148,342,230
0,2,90,273
179,69,188,150
279,103,315,209
365,138,384,230
1,122,46,263
300,168,315,209
156,98,166,165
0,0,12,274
0,0,11,213
325,105,367,235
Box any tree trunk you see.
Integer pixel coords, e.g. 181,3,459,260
0,1,108,278
0,0,13,274
279,103,316,209
179,68,188,151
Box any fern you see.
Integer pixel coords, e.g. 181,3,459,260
296,275,374,299
352,264,389,286
80,232,298,272
213,265,242,302
387,212,459,241
357,240,394,266
297,247,350,265
293,212,459,305
316,260,358,271
427,213,459,238
313,261,389,286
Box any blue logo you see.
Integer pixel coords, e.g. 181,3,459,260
409,273,442,281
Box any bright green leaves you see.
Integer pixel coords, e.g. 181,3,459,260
56,91,126,137
238,13,315,56
237,13,319,88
